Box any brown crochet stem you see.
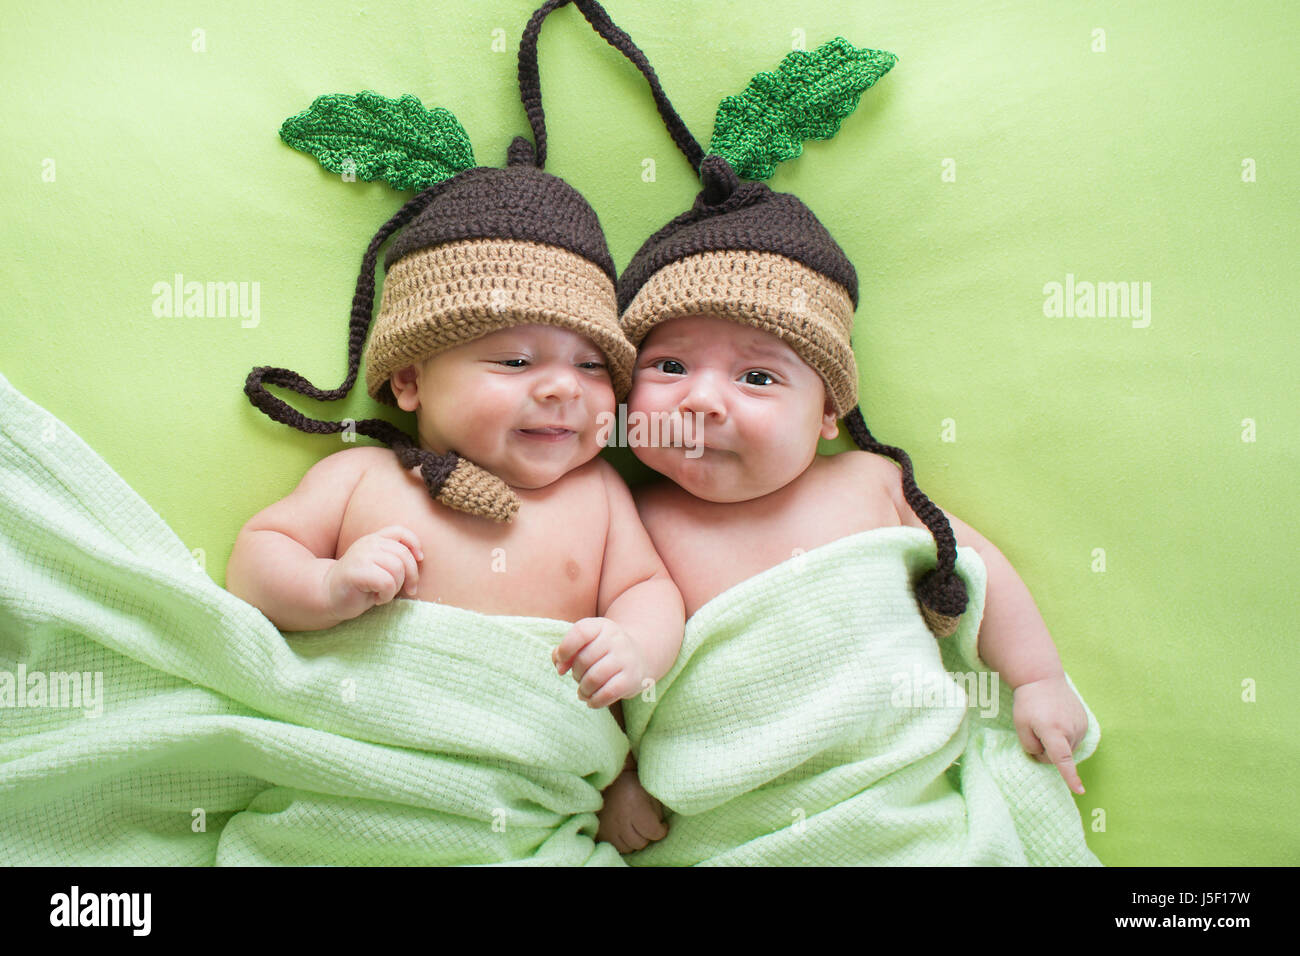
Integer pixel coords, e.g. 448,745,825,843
517,0,704,173
842,407,969,624
243,181,467,506
699,153,741,205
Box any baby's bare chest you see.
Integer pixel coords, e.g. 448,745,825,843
339,458,609,621
646,468,900,618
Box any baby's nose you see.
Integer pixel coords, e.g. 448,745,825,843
679,374,727,420
535,366,583,401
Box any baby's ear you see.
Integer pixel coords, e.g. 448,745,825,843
390,364,421,412
820,395,840,440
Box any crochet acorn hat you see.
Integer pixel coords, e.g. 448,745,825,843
243,14,637,523
559,5,969,637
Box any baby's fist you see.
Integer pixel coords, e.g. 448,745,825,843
553,617,650,709
324,525,424,622
598,770,669,854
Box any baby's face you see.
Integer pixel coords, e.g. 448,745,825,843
627,315,839,502
390,324,615,489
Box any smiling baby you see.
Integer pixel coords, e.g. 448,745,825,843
233,154,684,718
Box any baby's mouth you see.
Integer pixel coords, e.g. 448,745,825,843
515,426,577,442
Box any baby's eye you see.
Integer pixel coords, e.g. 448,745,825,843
652,358,686,375
496,358,528,368
741,370,776,386
578,361,607,370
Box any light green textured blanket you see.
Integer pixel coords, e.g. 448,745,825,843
0,373,626,866
623,525,1102,866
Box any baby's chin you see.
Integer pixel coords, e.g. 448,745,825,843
634,445,766,503
491,439,605,490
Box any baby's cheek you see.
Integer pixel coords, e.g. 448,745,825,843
628,440,675,475
584,378,617,417
625,378,665,416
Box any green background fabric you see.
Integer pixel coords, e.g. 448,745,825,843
2,0,1295,865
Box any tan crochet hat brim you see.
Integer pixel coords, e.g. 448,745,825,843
366,238,635,405
620,250,859,416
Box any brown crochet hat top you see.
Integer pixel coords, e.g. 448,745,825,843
363,152,633,407
383,163,615,280
616,165,859,315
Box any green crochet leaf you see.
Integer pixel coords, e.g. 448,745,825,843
709,37,897,180
279,91,475,191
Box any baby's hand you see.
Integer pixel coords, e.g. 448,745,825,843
323,525,424,622
1012,674,1089,795
552,617,649,709
598,769,669,854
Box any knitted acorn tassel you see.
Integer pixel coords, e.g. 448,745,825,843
842,408,968,637
390,436,520,524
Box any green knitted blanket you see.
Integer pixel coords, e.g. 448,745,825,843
622,525,1102,866
0,372,626,866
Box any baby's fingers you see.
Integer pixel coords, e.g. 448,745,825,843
348,568,399,606
375,525,424,563
622,825,652,852
610,829,640,854
376,538,420,597
365,549,409,603
1040,729,1085,795
1014,719,1045,759
630,810,668,842
585,673,633,710
596,810,634,854
577,656,622,704
553,618,605,675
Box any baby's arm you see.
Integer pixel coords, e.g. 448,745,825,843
553,461,686,708
226,447,417,631
928,512,1065,688
873,455,1089,793
547,466,682,850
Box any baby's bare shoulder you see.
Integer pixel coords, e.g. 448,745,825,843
241,446,389,553
307,445,401,492
825,448,899,483
338,444,408,473
818,450,906,525
810,449,896,497
260,446,388,510
628,476,691,531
